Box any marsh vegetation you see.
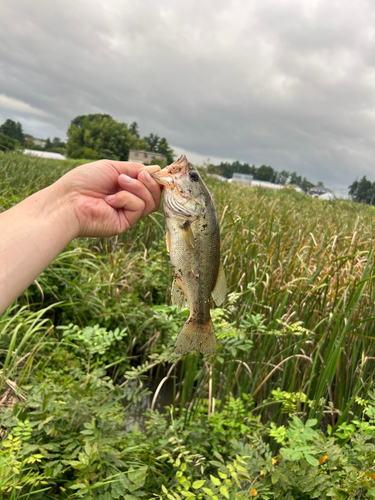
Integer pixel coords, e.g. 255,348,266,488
2,152,375,498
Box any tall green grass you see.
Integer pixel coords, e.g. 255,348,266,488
207,181,375,425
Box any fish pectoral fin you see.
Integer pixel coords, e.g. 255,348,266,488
174,317,216,355
182,224,195,248
211,261,227,306
166,229,171,254
171,279,188,309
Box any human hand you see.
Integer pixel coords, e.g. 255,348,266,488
54,160,162,238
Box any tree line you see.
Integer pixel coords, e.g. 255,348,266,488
0,117,321,193
208,161,316,192
0,118,66,154
0,115,174,164
7,115,369,200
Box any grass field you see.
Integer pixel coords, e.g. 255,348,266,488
2,151,375,498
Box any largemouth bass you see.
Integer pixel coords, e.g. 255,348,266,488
151,156,226,354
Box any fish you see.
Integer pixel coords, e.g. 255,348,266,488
151,155,226,355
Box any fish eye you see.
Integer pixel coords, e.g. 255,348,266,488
189,171,199,182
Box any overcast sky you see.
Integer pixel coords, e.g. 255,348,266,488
1,0,375,193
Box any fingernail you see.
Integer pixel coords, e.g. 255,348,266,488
120,174,136,184
105,194,115,202
142,171,152,183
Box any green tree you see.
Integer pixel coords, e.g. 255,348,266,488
129,121,140,139
255,165,275,182
299,177,315,192
144,133,160,152
274,169,290,185
208,161,255,179
157,137,174,163
289,171,302,186
44,137,67,154
349,176,375,205
143,133,174,162
52,137,66,148
0,119,24,144
66,114,135,160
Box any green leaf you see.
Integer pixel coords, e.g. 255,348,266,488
192,480,205,489
219,486,229,499
180,492,195,498
305,419,317,427
230,471,241,488
305,454,320,466
70,483,87,490
129,466,147,485
210,475,221,486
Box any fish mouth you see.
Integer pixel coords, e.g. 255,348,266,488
150,169,174,187
150,155,188,187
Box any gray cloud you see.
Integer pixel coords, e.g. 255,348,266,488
1,0,375,192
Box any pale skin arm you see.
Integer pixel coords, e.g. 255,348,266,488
0,160,162,314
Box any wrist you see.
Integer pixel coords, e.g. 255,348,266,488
35,181,80,243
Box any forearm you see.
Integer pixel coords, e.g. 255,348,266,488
0,183,78,313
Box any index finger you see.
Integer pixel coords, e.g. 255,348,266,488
109,161,161,179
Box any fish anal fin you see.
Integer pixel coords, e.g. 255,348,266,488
171,279,188,309
174,317,216,355
211,261,227,306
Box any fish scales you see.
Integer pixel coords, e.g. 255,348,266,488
168,196,220,323
151,156,226,354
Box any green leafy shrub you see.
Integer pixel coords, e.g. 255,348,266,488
69,147,100,160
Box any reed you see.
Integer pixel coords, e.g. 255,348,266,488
206,179,375,425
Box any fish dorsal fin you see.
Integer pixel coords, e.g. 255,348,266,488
211,261,227,306
171,279,188,309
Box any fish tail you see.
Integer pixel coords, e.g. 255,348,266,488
174,317,216,355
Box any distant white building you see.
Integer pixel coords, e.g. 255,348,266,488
229,173,303,193
250,180,283,191
319,192,335,200
128,149,166,163
229,173,283,190
308,186,333,198
24,135,47,148
23,149,66,160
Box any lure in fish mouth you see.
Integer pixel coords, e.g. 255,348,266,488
151,156,227,355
